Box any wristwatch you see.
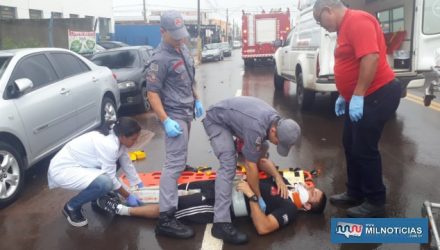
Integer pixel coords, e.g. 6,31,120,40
248,194,259,202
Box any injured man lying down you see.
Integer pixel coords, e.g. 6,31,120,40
96,163,327,235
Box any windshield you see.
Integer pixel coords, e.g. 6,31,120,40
220,43,230,48
91,50,140,69
0,56,12,79
204,43,220,50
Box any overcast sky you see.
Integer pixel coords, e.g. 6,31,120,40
113,0,300,21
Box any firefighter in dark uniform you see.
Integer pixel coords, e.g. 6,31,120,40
146,10,204,239
202,96,301,244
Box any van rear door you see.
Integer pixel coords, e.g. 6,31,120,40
413,0,440,71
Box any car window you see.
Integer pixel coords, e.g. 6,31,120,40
205,44,219,50
99,42,115,49
286,30,294,46
115,41,129,47
91,50,140,69
0,56,12,79
140,49,150,65
10,54,58,89
50,52,90,79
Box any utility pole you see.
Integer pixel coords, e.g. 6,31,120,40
143,0,147,22
232,19,235,42
197,0,201,62
226,8,228,43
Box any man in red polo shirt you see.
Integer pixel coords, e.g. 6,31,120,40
313,0,401,217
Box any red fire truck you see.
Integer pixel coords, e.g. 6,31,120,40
241,9,290,66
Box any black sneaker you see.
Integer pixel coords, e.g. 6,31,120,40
91,200,105,214
155,209,195,239
330,192,364,206
212,222,248,245
347,201,386,218
62,204,88,227
97,194,121,215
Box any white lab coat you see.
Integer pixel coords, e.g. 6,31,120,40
47,130,141,191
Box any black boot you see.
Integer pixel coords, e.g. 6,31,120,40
330,192,364,206
347,201,385,218
155,208,194,239
212,222,248,245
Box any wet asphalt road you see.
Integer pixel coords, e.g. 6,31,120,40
1,51,440,250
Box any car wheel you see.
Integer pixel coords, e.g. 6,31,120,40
274,66,285,91
100,96,117,127
296,72,315,110
136,85,150,113
0,141,25,208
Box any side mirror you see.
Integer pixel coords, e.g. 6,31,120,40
274,39,283,48
15,78,34,92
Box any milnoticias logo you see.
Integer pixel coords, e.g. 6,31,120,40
331,218,428,243
336,222,363,238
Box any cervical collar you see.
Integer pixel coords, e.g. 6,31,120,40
289,183,309,209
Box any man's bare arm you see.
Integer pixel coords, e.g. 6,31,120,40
236,181,279,235
245,160,261,197
353,53,379,96
148,91,168,122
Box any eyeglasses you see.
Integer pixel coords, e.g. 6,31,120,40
315,7,330,25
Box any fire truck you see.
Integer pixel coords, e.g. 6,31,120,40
241,9,291,66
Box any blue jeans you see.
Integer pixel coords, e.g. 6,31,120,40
67,174,113,210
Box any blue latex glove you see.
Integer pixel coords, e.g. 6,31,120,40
335,95,346,116
137,182,144,188
126,194,142,207
163,117,182,137
194,100,204,118
258,197,267,213
349,95,364,122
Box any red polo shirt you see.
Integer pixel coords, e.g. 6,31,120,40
334,9,395,101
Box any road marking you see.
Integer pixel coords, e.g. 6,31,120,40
235,89,242,96
405,93,440,112
201,224,223,250
406,93,440,108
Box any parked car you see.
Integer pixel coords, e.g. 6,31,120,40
91,46,152,113
201,43,223,62
0,48,120,208
80,44,106,59
97,41,129,50
219,42,232,57
233,40,242,49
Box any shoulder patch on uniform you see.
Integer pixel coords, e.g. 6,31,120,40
255,136,262,151
150,63,159,72
146,71,157,83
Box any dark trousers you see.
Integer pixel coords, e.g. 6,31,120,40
343,79,401,205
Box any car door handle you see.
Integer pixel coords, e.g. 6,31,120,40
92,77,99,82
60,88,70,95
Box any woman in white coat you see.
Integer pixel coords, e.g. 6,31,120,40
48,117,144,227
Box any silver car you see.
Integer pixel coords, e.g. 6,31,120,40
0,48,120,207
201,43,223,62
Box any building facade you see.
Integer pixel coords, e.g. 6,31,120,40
0,0,114,38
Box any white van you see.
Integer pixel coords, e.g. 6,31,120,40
273,0,440,110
